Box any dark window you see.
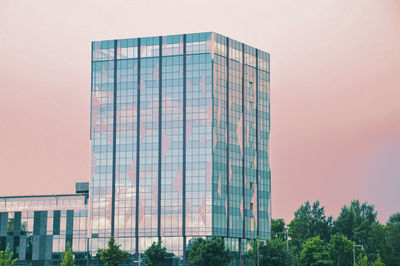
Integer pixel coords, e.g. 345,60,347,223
53,211,60,235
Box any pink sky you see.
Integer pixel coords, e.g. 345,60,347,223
0,0,399,223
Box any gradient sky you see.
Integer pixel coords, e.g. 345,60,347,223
1,0,399,224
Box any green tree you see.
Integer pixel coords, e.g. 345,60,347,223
247,237,291,266
334,200,385,262
355,254,368,266
61,242,75,266
385,212,400,265
288,201,333,253
329,233,354,266
366,224,386,262
0,246,18,266
187,236,231,266
98,237,130,266
144,241,167,266
299,236,332,266
334,200,377,241
372,252,385,266
388,213,400,225
271,218,287,240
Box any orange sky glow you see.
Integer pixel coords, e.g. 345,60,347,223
0,0,399,223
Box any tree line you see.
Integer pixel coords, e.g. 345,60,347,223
141,199,400,265
3,199,397,265
258,200,400,266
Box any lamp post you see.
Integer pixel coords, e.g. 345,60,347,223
86,237,89,266
133,252,141,265
275,229,289,251
257,238,259,266
353,244,364,266
286,229,289,252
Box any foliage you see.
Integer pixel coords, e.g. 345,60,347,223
61,242,75,266
271,218,287,240
334,200,390,262
187,236,231,266
328,233,354,266
385,212,400,265
274,201,400,266
356,254,369,266
367,224,386,262
334,200,378,241
98,237,130,266
248,237,291,266
299,236,332,266
288,201,333,253
144,241,167,266
372,252,385,266
0,246,18,266
387,212,400,225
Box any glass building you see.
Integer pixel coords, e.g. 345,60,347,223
0,32,270,265
0,192,89,264
90,32,271,265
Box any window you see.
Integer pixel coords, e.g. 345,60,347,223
250,182,253,190
250,203,253,210
250,218,254,231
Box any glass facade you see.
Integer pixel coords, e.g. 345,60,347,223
0,32,270,266
90,32,271,264
0,194,88,263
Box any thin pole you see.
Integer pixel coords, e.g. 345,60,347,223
86,237,89,266
257,238,259,266
286,229,289,251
